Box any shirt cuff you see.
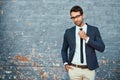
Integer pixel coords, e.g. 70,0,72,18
85,37,89,43
64,62,68,66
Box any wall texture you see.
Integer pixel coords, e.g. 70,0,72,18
0,0,120,80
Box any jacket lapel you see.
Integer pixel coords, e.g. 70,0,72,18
69,26,76,63
86,23,90,36
72,26,76,49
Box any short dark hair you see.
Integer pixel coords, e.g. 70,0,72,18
70,5,83,15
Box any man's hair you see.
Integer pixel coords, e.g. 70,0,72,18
70,5,83,15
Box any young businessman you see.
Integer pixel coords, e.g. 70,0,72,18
61,5,105,80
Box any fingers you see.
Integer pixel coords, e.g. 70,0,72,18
65,64,73,72
78,31,85,35
78,31,88,40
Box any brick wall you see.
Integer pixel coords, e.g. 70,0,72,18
0,0,120,80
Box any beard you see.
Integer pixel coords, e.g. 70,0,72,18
74,19,84,27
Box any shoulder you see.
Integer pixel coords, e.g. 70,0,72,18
86,23,97,29
86,23,99,31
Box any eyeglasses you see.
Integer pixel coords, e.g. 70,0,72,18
70,15,81,19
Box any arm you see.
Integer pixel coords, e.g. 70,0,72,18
61,29,74,71
79,27,105,52
61,30,69,64
87,28,105,52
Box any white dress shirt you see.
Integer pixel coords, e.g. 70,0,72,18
71,24,88,65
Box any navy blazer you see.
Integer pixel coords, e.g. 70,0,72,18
61,23,105,70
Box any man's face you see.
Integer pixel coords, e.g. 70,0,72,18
70,11,84,27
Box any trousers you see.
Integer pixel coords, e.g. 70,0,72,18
68,66,95,80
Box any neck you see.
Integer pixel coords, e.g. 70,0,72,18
79,22,85,27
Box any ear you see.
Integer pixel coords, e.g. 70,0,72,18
82,13,85,18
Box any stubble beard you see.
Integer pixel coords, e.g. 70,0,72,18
75,21,83,27
75,18,84,27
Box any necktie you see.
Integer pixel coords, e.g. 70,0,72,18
80,28,83,63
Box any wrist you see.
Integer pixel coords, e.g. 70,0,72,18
84,36,88,41
85,37,89,43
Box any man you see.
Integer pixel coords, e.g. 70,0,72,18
61,5,105,80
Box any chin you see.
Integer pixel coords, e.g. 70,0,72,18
75,22,81,26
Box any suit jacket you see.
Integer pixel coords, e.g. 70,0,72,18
61,23,105,70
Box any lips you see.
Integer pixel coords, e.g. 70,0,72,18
75,21,80,25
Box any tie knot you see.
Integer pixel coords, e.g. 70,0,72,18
80,28,83,31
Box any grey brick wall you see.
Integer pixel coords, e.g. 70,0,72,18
0,0,120,80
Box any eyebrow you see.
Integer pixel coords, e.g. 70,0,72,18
70,15,81,19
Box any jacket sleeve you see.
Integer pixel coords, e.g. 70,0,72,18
61,30,69,64
87,28,105,52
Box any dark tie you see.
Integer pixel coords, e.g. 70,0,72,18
80,28,83,63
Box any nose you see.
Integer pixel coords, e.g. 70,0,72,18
73,18,78,22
